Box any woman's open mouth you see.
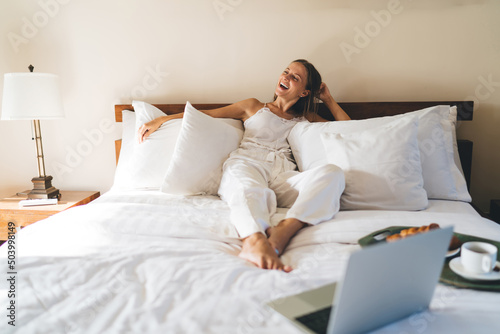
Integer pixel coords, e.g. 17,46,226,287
280,82,289,90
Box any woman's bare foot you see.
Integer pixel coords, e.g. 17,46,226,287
266,218,306,256
239,232,292,272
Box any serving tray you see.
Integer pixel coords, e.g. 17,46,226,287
358,226,500,292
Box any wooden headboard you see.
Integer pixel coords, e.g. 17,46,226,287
114,101,474,188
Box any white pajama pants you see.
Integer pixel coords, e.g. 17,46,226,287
218,149,345,238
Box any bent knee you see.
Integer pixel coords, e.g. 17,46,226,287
317,163,344,177
319,164,345,187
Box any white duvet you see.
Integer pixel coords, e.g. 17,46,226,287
1,190,500,334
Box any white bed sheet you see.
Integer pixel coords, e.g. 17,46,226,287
1,190,500,334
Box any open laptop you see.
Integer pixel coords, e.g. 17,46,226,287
268,226,453,334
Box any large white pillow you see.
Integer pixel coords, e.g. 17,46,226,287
112,101,182,190
413,106,469,201
321,116,428,210
160,101,244,195
447,106,470,201
288,105,471,202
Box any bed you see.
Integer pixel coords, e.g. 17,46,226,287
1,100,500,334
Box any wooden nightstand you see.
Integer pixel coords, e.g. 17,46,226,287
0,190,100,242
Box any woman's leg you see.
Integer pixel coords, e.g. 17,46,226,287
218,158,275,238
268,164,345,254
266,218,306,256
218,158,291,271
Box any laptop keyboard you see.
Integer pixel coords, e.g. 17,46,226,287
295,306,332,334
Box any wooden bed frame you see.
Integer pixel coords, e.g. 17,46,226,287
114,101,474,188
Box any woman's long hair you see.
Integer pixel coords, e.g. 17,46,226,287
274,59,322,116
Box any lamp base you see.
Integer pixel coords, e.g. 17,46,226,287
28,175,60,199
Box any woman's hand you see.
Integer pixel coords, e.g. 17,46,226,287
137,118,162,144
318,82,334,103
318,82,351,121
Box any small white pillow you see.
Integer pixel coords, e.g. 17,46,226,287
112,101,182,190
161,101,244,195
288,105,471,202
321,116,428,210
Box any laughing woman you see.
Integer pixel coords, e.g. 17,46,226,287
138,59,350,272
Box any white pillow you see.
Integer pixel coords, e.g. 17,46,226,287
112,110,136,190
112,101,182,190
288,105,471,202
447,106,470,201
321,116,428,210
160,101,244,195
415,106,469,201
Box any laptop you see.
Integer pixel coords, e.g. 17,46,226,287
267,226,453,334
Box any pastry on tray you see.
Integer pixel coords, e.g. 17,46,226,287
386,223,461,250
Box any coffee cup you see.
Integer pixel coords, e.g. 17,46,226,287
461,242,497,274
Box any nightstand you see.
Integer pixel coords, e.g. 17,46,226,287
0,190,100,242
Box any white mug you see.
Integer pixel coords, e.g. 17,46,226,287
461,242,497,274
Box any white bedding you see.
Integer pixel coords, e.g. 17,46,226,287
1,190,500,334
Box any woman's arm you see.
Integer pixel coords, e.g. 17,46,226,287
307,83,351,122
200,98,257,121
138,112,183,143
138,98,259,143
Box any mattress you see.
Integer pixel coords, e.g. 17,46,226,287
1,190,500,333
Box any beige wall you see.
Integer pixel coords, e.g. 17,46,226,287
0,0,499,212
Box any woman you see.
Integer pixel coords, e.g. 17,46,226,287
138,59,350,272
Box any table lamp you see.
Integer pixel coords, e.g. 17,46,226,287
1,65,65,199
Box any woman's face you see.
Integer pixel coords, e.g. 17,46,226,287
275,62,310,99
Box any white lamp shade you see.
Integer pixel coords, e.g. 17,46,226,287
1,72,65,120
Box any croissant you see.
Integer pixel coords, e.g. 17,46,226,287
386,223,460,250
